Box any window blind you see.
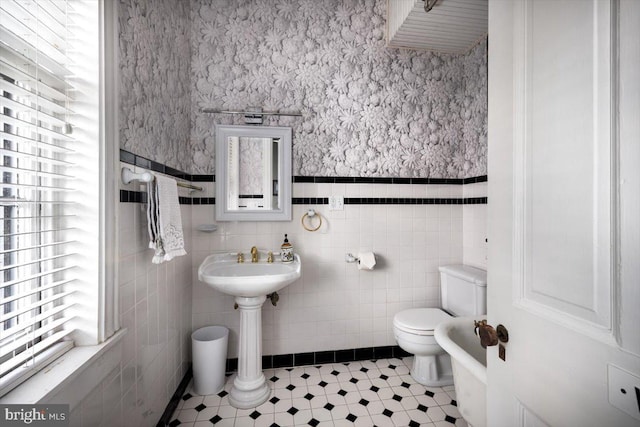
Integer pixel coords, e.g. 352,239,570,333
0,0,78,395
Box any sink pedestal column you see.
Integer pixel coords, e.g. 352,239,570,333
228,295,270,409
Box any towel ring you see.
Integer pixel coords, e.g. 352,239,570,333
301,209,322,232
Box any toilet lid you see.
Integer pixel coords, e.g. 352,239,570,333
393,308,452,334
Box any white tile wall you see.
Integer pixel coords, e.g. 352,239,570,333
48,176,487,426
463,182,488,270
43,164,194,427
191,182,480,358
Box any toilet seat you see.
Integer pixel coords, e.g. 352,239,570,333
393,308,452,336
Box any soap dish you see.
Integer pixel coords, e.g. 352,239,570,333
196,224,218,233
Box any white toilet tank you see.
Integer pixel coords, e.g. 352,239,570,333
439,265,487,316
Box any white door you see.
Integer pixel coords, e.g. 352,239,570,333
487,1,640,426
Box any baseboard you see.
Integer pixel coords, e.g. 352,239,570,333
156,366,192,427
225,345,411,372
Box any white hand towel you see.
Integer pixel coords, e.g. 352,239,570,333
146,174,186,263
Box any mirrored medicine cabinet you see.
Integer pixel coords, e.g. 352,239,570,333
215,125,292,221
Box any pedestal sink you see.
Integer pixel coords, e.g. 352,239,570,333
198,252,301,408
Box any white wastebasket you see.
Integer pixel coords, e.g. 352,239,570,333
192,326,229,395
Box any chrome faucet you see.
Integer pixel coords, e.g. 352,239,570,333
250,246,259,263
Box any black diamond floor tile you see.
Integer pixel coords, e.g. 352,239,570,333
445,414,457,424
170,358,467,427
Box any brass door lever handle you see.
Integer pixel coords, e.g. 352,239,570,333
474,320,509,348
474,319,498,348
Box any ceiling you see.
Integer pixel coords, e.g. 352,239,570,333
387,0,488,54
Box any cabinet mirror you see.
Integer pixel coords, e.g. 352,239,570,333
215,125,292,221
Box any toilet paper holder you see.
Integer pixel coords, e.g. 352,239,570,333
345,252,376,270
345,253,359,263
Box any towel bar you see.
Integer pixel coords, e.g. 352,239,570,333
121,167,203,192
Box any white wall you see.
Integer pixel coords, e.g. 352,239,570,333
192,181,487,357
116,170,194,425
463,182,488,269
44,176,486,426
42,166,195,427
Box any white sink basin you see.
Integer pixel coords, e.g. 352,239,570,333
197,251,302,408
198,252,301,297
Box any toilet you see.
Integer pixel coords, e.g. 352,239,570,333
393,265,487,386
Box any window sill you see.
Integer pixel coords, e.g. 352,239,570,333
0,329,127,405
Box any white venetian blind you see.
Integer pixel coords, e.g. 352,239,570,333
0,0,79,396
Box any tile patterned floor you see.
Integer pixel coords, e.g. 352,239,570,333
170,357,468,427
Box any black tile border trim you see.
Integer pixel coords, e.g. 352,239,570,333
120,149,487,205
157,366,192,427
120,191,486,206
293,197,488,205
293,175,488,185
121,149,487,187
119,149,214,183
226,345,412,372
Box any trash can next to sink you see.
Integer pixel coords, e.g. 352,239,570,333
192,326,229,395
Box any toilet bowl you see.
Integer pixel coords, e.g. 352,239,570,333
393,308,454,386
393,265,487,387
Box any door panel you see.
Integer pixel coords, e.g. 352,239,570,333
514,0,612,330
487,0,640,426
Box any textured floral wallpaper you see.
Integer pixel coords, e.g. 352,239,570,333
119,0,192,172
461,41,488,178
190,0,487,178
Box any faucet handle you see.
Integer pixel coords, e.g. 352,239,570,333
267,251,274,263
237,252,244,263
